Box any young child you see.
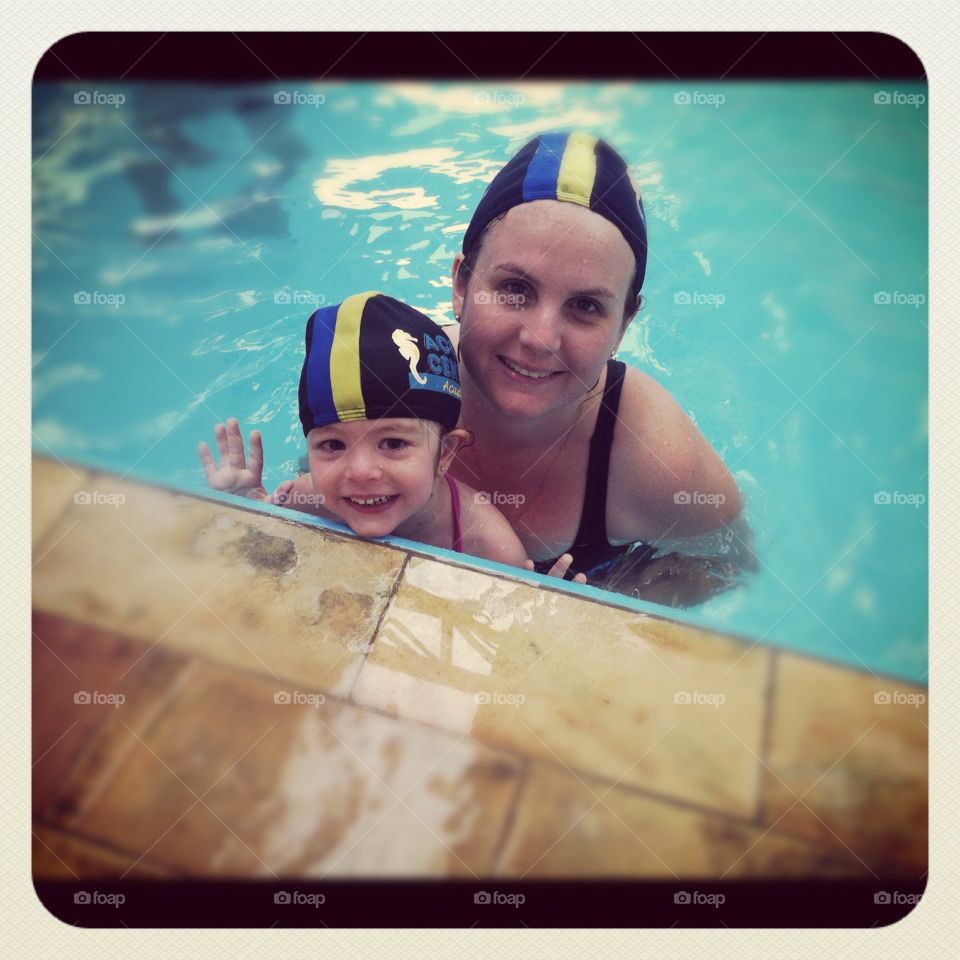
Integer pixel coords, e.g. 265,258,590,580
200,292,583,579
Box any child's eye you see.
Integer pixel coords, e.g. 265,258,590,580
314,439,345,453
381,437,410,451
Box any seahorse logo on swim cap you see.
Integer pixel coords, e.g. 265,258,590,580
391,328,428,385
298,292,461,435
462,131,648,294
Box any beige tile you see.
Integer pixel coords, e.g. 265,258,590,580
351,558,770,817
498,761,870,879
762,654,927,876
32,611,172,816
32,456,90,549
33,825,174,879
57,660,522,878
32,475,406,697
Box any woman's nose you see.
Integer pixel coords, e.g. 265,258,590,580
516,303,562,353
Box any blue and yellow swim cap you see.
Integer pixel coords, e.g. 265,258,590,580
298,292,462,436
462,131,648,294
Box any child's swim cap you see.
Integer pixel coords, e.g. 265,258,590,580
298,292,462,435
462,131,648,295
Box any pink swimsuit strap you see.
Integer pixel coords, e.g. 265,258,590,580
445,473,463,553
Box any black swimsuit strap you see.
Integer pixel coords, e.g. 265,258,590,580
570,359,627,551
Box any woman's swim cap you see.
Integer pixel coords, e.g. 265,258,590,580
462,131,648,295
298,292,462,435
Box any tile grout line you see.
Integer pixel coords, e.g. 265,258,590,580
32,817,186,879
31,469,90,561
346,552,410,702
489,756,531,878
753,648,780,827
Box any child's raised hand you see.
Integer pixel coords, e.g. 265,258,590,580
198,418,268,499
523,554,588,585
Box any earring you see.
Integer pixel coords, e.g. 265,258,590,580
455,314,461,322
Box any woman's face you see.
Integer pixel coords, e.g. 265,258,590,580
453,200,636,421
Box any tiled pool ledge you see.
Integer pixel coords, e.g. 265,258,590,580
32,455,927,880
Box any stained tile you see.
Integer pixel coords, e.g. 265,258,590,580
32,611,172,816
497,761,869,879
762,653,927,876
32,456,90,549
32,475,406,697
56,660,522,878
351,558,770,816
33,825,173,879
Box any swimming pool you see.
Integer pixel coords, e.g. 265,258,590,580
32,80,928,682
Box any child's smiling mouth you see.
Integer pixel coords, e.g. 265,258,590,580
342,494,399,513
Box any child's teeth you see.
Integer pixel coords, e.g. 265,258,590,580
350,496,390,505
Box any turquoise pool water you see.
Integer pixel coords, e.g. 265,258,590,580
32,81,928,681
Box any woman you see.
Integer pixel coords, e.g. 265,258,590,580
201,132,746,595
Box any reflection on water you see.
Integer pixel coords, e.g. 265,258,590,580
32,80,927,680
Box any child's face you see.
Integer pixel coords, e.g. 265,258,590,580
307,418,447,539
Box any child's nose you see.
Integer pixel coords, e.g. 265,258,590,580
344,448,382,481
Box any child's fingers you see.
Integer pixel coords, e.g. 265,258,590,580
522,559,535,572
247,430,264,479
198,441,217,480
548,553,574,579
226,418,246,469
214,422,229,461
572,572,588,585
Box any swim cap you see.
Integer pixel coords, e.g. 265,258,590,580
462,131,648,294
298,292,462,435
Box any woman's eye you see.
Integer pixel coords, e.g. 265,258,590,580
499,280,531,307
382,438,410,451
571,298,601,315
